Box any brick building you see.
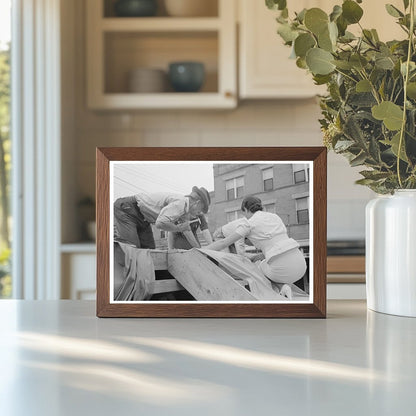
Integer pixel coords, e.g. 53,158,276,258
207,163,310,245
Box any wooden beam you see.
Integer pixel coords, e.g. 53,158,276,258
150,279,184,294
168,249,257,301
150,250,168,270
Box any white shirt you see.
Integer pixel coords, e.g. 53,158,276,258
235,211,299,261
134,193,188,224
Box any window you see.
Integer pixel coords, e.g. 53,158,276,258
0,1,11,298
264,203,275,213
294,170,306,183
296,197,309,224
225,176,244,200
262,168,273,191
226,210,242,223
160,231,166,239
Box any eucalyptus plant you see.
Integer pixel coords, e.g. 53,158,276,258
266,0,416,193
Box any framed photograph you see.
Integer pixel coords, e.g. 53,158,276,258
96,147,327,318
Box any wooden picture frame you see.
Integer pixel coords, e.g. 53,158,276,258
96,147,327,318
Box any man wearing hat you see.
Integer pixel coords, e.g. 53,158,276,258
114,186,211,249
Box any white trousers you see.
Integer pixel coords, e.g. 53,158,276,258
258,248,307,284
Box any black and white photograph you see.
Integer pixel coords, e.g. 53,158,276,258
110,161,313,303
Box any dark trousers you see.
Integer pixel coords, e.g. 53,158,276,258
114,196,155,249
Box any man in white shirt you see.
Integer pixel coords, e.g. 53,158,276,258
114,186,211,249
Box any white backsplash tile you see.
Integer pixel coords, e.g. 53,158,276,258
75,100,371,240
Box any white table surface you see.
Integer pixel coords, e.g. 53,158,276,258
0,300,415,416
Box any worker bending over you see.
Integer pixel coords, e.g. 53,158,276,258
114,186,211,249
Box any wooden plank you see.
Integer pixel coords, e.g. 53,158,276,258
150,279,185,294
150,250,168,270
168,249,257,301
327,256,365,274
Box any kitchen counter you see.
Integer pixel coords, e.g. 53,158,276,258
1,300,415,415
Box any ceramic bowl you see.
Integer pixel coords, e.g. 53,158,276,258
128,68,167,93
114,0,158,17
168,62,205,92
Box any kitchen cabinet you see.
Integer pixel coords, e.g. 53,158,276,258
238,0,404,99
86,0,237,109
61,245,96,300
238,0,325,99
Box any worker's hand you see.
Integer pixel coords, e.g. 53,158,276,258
249,253,265,263
176,221,191,232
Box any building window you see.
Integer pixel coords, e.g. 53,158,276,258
294,170,306,183
262,168,274,191
160,231,166,239
264,203,275,213
226,210,242,223
225,176,244,200
296,197,309,224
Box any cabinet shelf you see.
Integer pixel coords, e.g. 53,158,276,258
90,92,235,110
86,0,236,109
101,17,221,32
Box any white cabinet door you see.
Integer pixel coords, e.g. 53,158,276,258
239,0,326,99
62,253,96,300
238,0,404,99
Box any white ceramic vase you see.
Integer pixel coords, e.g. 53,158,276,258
366,190,416,317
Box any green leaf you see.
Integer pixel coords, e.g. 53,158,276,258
294,33,316,58
407,82,416,99
342,0,364,24
318,27,334,52
356,79,372,92
344,114,367,147
277,23,298,43
369,136,382,163
296,57,308,69
313,74,332,85
385,4,404,18
350,152,368,167
372,101,404,131
304,8,329,35
386,132,409,162
334,139,355,151
355,178,377,186
371,29,380,42
333,60,353,70
403,0,410,10
360,170,391,181
306,48,336,75
330,5,343,22
401,61,416,76
296,8,307,23
266,0,287,11
336,15,348,36
375,55,395,70
363,29,376,46
350,54,368,70
328,21,338,45
339,31,356,43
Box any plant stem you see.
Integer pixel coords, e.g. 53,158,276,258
397,0,415,188
334,68,358,84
